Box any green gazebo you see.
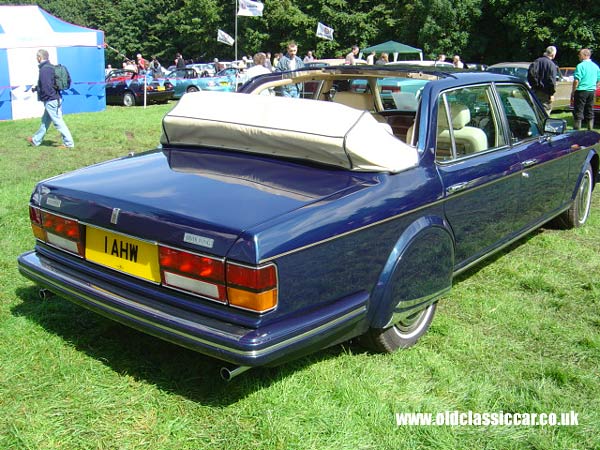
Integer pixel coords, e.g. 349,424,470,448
362,40,423,61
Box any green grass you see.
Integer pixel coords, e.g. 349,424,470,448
1,104,599,449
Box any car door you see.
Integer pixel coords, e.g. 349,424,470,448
434,84,523,271
105,70,127,103
495,83,571,229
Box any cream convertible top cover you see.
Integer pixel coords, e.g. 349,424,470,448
160,91,418,173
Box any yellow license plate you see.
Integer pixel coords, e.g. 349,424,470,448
157,86,165,91
85,226,161,282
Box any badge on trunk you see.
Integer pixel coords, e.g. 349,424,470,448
110,208,121,225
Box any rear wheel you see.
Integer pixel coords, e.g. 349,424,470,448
186,86,199,93
362,302,437,353
123,92,136,107
554,163,593,229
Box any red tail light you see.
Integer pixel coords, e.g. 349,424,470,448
226,263,278,313
157,245,278,312
227,263,277,291
29,206,84,256
159,246,226,302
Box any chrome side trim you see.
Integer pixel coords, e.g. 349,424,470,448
19,257,366,360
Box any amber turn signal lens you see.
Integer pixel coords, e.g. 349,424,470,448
227,287,278,313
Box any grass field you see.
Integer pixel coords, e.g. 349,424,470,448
1,104,599,449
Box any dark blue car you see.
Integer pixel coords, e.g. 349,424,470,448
105,69,174,106
18,66,599,379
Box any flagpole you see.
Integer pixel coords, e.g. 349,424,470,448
235,0,238,61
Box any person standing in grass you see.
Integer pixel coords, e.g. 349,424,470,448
571,48,600,130
28,49,74,149
527,45,558,114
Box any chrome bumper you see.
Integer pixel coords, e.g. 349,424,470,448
18,250,368,367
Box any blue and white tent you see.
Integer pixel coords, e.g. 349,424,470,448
0,5,105,120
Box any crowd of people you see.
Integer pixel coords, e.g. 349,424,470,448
105,43,473,85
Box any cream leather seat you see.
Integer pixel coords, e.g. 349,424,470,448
332,92,374,111
437,103,488,156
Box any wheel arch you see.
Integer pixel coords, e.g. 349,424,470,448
589,150,599,188
368,215,455,328
568,150,598,200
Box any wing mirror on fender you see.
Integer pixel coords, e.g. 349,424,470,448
544,118,567,134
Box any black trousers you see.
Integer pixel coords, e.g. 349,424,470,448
573,90,595,121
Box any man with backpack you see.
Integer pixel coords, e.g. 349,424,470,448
27,48,74,148
527,46,558,114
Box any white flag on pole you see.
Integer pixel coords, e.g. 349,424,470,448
237,0,264,17
217,29,235,46
316,22,334,41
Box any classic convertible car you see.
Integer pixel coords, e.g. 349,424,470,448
105,69,173,106
164,67,246,99
18,65,600,379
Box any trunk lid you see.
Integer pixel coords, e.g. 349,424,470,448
34,148,375,257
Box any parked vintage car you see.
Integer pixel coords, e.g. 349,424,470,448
187,63,216,77
560,66,576,81
164,67,247,98
105,69,174,106
19,65,600,379
163,67,210,99
486,62,571,111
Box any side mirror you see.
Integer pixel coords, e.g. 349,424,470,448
544,118,567,134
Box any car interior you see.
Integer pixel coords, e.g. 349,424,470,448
247,70,546,161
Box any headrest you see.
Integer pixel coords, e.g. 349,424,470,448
449,103,470,129
333,91,374,110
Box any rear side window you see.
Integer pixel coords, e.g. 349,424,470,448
495,84,544,143
435,85,505,162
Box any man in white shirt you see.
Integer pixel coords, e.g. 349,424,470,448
346,45,359,65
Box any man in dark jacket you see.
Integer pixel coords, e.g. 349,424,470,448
28,49,74,148
527,46,558,114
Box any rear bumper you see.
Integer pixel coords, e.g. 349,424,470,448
18,250,368,367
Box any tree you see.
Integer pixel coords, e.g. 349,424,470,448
4,0,597,67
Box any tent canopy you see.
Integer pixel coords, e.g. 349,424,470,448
0,5,105,120
362,40,423,61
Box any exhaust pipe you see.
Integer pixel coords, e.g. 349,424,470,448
220,365,251,381
38,288,55,300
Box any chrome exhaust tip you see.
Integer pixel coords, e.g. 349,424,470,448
220,365,251,381
38,288,54,300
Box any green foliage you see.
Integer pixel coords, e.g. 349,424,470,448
2,0,599,66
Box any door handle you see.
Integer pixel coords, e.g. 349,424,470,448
446,182,469,194
521,159,537,168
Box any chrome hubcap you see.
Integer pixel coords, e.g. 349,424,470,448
577,170,592,224
393,305,433,339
